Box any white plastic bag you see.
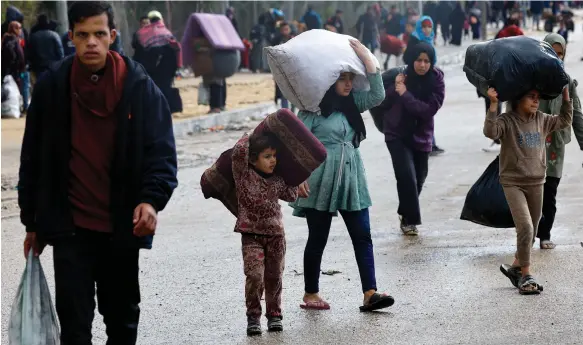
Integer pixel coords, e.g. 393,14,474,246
197,82,210,106
265,29,380,112
9,250,60,345
1,75,22,119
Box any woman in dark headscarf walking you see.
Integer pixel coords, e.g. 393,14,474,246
449,2,466,46
381,42,445,235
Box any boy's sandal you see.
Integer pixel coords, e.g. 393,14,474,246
500,264,521,288
359,293,395,312
540,240,556,249
518,275,543,295
300,299,331,310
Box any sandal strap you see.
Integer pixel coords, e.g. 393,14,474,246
520,275,538,288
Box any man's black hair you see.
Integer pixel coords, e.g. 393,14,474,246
140,15,149,22
336,9,343,14
68,1,115,32
249,133,279,162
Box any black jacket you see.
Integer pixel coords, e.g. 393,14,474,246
18,55,178,249
28,29,64,72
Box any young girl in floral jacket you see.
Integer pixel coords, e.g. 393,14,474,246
232,132,299,336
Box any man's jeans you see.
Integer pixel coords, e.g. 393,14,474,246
20,71,30,112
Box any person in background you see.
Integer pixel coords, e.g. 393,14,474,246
1,21,26,92
423,1,439,45
62,31,76,56
300,6,322,31
495,17,524,38
469,11,481,40
449,2,466,46
557,20,569,42
326,9,344,34
2,6,30,113
382,42,445,236
437,1,453,45
131,15,150,54
30,15,58,34
28,14,64,84
134,10,183,113
19,2,177,343
226,6,239,36
272,22,295,112
385,5,403,37
536,33,583,250
402,21,415,44
357,6,379,54
404,16,434,62
530,0,544,30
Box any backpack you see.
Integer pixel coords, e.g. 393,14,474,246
370,65,407,132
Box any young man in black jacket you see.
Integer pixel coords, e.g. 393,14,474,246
19,2,178,344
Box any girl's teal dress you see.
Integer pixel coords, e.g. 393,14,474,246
290,72,385,217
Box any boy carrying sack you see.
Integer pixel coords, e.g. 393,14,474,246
483,86,572,295
231,132,301,335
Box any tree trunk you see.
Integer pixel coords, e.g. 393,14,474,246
55,0,68,35
111,2,131,55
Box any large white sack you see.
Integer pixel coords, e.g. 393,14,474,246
1,75,22,119
265,29,380,113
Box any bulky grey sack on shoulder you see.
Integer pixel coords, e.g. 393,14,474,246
265,29,380,113
9,250,60,345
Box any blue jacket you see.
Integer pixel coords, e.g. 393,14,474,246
301,10,322,30
18,55,178,249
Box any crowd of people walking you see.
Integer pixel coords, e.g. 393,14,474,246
4,0,583,343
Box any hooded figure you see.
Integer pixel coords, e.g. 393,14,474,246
1,6,26,37
28,14,64,76
534,33,583,249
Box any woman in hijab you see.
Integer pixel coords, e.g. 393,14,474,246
449,2,466,46
1,21,25,88
291,39,394,312
535,33,583,249
382,42,445,236
404,16,445,155
403,16,434,63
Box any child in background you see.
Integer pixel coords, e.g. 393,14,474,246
484,86,572,295
401,21,415,45
231,132,299,335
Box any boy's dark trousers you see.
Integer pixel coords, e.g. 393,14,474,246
241,234,286,320
537,176,561,241
53,228,141,345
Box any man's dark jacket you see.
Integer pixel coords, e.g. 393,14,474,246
18,55,178,249
28,29,64,73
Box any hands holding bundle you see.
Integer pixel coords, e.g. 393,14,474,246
350,39,377,74
395,73,407,96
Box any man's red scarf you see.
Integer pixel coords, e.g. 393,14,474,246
70,51,128,118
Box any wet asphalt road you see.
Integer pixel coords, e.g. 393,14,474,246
2,31,583,345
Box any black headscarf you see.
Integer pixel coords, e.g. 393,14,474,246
318,83,366,148
403,42,436,102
